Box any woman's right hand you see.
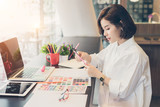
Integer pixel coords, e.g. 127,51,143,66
75,51,91,63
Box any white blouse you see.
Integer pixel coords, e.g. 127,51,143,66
91,37,152,107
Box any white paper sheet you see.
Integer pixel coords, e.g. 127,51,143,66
24,91,88,107
58,59,85,69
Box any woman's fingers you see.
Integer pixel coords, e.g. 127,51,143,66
75,51,82,61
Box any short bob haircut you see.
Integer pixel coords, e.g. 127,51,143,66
97,4,136,39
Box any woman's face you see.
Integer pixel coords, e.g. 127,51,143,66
100,18,122,44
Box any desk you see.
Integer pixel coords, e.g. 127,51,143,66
0,54,95,107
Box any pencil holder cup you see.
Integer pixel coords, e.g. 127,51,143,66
46,53,59,66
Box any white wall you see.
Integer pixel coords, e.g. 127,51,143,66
55,0,99,37
55,1,102,105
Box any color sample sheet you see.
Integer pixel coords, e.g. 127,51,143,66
35,84,87,93
47,76,90,86
24,91,87,107
35,76,89,93
47,68,91,86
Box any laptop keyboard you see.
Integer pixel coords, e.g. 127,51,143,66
16,67,39,78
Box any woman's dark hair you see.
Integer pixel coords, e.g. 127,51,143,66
97,4,136,39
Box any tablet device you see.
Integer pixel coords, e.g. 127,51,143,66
0,81,36,97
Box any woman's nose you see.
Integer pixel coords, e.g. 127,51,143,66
104,31,108,37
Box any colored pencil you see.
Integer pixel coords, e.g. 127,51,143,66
46,46,50,53
49,44,53,53
56,46,60,53
51,44,56,53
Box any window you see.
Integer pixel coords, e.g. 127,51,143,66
0,0,61,63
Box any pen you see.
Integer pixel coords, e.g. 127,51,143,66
73,50,87,65
69,43,80,59
59,89,69,102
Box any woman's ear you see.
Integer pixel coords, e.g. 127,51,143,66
119,20,123,27
119,20,123,31
121,27,123,31
120,20,123,24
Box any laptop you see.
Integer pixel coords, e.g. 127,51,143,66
0,37,54,82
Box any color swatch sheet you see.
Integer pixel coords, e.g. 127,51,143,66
24,91,87,107
47,76,90,86
35,76,90,93
35,84,87,93
46,68,91,86
34,68,91,93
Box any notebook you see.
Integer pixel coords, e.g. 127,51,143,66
0,37,54,82
58,59,85,69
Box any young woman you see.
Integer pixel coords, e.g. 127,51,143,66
75,4,152,107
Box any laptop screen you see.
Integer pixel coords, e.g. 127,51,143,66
0,37,24,78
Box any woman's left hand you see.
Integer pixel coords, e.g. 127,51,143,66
86,64,102,79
